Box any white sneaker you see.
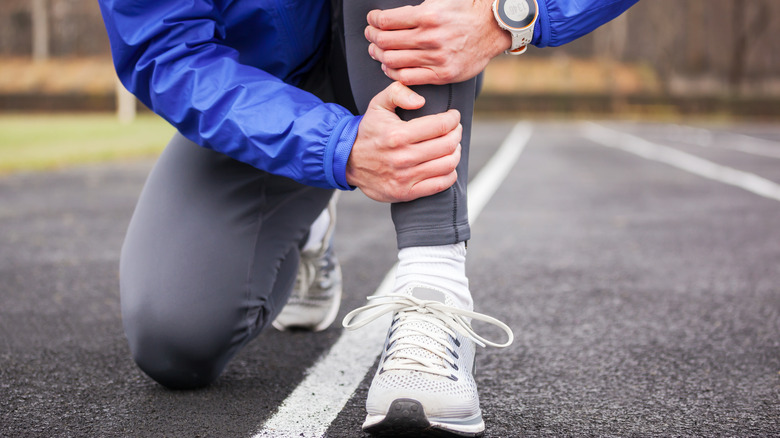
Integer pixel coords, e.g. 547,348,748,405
342,285,514,436
272,197,342,332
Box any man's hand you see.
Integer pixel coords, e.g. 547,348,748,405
346,81,462,203
364,0,511,86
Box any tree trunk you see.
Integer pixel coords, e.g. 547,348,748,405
31,0,49,61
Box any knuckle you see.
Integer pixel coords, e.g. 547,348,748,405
449,153,460,170
448,171,458,186
447,139,459,154
432,180,447,194
441,155,455,173
440,66,458,83
386,129,406,149
383,52,398,68
389,184,409,202
374,32,388,47
376,13,389,29
438,118,452,137
396,69,411,85
451,125,463,142
419,9,437,26
395,152,414,168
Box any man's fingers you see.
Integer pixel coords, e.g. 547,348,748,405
403,109,461,144
367,7,419,30
383,65,454,86
413,142,462,177
394,125,462,169
370,45,442,69
389,149,461,202
366,27,434,51
407,169,459,200
371,81,425,112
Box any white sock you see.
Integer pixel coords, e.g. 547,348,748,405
393,242,473,310
302,207,330,253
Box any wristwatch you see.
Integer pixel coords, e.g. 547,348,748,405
492,0,538,55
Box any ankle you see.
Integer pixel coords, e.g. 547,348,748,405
393,242,473,310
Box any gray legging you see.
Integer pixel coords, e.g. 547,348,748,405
344,0,475,247
120,0,476,389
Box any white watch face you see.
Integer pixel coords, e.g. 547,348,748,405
503,0,529,22
496,0,536,30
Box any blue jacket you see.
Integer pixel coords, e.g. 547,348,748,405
98,0,639,190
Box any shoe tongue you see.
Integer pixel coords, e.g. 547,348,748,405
393,288,450,373
410,287,446,303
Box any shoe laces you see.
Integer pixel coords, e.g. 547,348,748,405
343,293,513,379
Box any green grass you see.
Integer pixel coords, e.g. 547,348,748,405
0,113,175,173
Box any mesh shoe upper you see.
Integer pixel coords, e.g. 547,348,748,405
272,195,341,332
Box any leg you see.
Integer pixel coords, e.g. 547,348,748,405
341,2,513,436
343,0,476,249
120,133,333,389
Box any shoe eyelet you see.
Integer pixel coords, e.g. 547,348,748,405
448,374,458,381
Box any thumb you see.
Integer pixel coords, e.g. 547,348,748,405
375,81,425,112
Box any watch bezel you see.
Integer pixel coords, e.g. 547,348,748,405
494,0,538,31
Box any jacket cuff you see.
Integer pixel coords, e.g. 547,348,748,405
532,0,551,48
325,115,362,190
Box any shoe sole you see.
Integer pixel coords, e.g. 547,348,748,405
363,399,485,437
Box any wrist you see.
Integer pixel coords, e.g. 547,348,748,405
481,0,513,56
493,22,513,54
492,0,538,55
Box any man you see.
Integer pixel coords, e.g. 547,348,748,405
99,0,639,435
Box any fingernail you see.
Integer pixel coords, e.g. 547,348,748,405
369,44,376,60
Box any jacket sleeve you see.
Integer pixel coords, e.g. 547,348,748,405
532,0,640,48
97,0,360,190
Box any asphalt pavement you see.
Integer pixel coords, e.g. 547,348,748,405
1,120,778,437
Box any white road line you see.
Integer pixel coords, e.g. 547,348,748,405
253,122,533,438
468,122,533,223
582,122,780,203
666,124,780,159
721,132,780,159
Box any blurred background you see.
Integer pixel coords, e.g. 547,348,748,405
0,0,779,172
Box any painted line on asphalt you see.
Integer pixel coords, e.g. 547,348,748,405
253,122,533,438
582,122,780,203
722,132,780,159
667,124,780,159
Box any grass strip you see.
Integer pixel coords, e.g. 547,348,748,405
0,113,174,173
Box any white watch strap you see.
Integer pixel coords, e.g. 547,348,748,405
506,28,533,55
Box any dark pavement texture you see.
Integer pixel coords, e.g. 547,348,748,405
1,121,778,437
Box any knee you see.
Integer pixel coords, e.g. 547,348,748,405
128,332,226,389
122,296,235,389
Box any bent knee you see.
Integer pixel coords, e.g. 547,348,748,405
122,298,238,389
125,322,231,389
